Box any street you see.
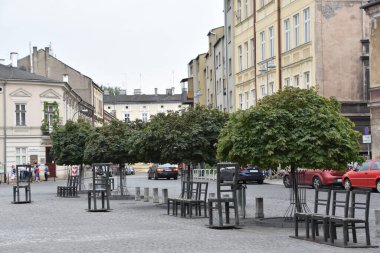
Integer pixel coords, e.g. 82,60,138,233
0,173,379,253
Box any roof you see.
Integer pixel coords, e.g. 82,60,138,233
362,0,380,9
0,64,59,83
104,94,183,104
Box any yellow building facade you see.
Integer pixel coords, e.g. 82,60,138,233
234,0,256,110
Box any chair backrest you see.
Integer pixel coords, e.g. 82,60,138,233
197,182,209,202
350,190,371,221
189,182,198,199
331,190,350,217
314,188,331,215
180,181,189,198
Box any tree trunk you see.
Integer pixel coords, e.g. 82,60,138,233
79,164,83,192
119,164,124,196
291,165,302,213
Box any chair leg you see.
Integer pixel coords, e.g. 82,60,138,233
323,218,328,242
365,222,371,246
343,222,348,246
351,222,357,243
329,221,334,244
208,202,213,225
295,215,299,237
305,216,310,239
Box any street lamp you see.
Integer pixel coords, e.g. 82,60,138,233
71,109,88,121
259,61,276,96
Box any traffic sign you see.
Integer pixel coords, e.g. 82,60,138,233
364,127,370,135
363,135,372,144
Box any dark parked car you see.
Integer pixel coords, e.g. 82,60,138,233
282,169,345,189
220,166,265,184
147,164,178,180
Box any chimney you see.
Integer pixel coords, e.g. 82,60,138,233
166,88,172,95
32,47,37,73
120,89,127,95
63,74,69,83
10,52,18,67
134,89,142,95
154,88,158,95
171,87,175,95
44,47,49,77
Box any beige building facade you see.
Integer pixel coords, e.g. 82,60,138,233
364,0,380,158
0,63,90,181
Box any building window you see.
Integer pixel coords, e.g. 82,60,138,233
239,94,243,109
206,66,209,79
238,45,243,71
260,85,265,97
107,106,111,109
294,75,300,87
244,41,249,69
260,31,265,61
250,38,255,67
304,71,310,89
125,106,129,109
228,58,232,75
229,91,233,108
142,113,148,122
219,52,221,66
142,106,146,109
284,77,290,87
245,91,249,109
190,66,193,75
161,105,164,108
284,19,290,51
269,82,274,95
228,26,231,43
216,55,219,69
252,89,256,107
244,0,248,18
44,104,54,129
124,113,130,123
293,13,300,47
304,8,310,43
15,104,26,126
237,0,242,22
16,147,27,165
269,26,274,57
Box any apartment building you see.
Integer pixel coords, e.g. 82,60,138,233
254,0,370,153
104,88,188,122
18,47,106,126
363,0,380,158
205,27,225,108
215,36,226,111
234,0,256,110
0,62,91,181
225,0,236,112
186,54,207,106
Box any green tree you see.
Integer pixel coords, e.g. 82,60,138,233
217,88,363,211
50,119,92,190
83,120,138,195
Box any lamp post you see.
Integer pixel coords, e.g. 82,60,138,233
259,61,276,96
71,109,88,121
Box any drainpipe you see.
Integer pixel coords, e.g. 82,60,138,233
3,81,7,183
224,0,229,112
254,0,257,104
277,0,282,90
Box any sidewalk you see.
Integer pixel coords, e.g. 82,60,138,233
0,180,378,253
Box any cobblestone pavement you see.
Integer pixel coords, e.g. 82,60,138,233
0,176,379,253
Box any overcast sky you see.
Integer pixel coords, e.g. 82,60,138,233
0,0,224,94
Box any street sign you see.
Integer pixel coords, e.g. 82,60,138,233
363,135,372,144
364,127,370,135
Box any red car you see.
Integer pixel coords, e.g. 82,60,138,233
283,169,345,189
343,160,380,192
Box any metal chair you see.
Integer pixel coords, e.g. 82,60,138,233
294,188,331,239
329,190,371,246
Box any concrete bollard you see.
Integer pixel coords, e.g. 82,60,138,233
144,187,149,202
376,209,380,237
135,187,141,201
255,197,264,219
153,188,159,203
162,188,168,204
